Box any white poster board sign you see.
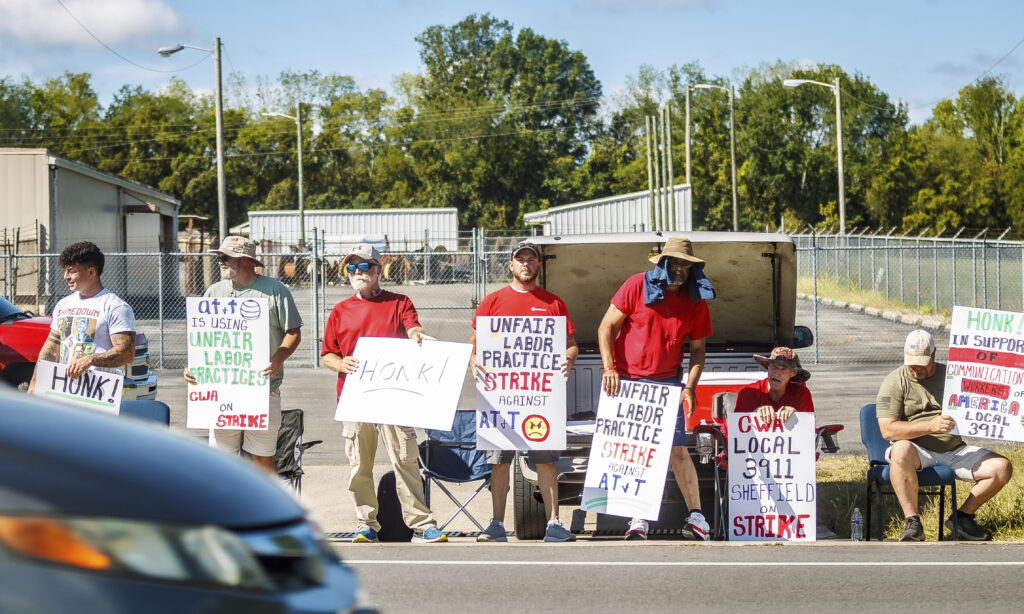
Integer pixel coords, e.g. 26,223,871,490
186,297,270,430
32,360,124,414
335,337,472,431
728,411,816,541
580,381,681,520
942,305,1024,442
475,316,567,451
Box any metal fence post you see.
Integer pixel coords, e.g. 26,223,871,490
996,242,1001,310
982,238,988,309
972,240,978,307
916,235,921,310
158,252,165,369
952,240,957,307
311,235,320,368
933,238,938,315
812,230,819,364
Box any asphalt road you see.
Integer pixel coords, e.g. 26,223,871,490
340,542,1024,613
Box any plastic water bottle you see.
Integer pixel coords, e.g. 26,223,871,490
850,507,863,541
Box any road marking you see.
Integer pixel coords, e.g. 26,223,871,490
345,560,1024,567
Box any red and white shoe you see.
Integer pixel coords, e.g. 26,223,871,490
625,518,648,541
680,512,710,541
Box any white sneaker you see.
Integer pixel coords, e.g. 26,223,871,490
681,512,710,541
625,517,648,540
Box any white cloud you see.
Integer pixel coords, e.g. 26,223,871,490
0,0,181,48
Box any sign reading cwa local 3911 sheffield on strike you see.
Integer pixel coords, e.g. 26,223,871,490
186,297,270,430
475,316,566,450
33,361,124,414
581,382,680,520
942,306,1024,442
728,412,816,541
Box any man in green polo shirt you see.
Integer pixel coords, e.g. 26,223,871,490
876,329,1013,541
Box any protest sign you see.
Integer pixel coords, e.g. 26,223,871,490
580,381,680,520
942,306,1024,442
728,411,816,541
475,316,567,451
335,337,472,431
32,360,124,413
186,296,270,430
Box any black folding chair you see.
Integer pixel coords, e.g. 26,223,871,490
275,409,322,494
418,410,492,533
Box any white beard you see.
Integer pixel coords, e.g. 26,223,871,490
350,276,370,293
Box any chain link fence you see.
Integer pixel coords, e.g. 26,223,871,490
792,230,1024,363
1,230,531,369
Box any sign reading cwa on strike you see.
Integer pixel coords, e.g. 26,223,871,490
476,316,567,451
943,305,1024,442
728,412,816,541
186,297,270,430
33,360,124,413
335,337,472,430
581,381,680,520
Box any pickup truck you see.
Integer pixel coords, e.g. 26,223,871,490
0,296,158,400
511,231,813,538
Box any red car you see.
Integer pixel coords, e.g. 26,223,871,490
0,296,157,399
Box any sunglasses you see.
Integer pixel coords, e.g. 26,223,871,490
216,255,235,263
346,262,373,274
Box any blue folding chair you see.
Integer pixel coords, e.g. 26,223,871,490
418,410,492,533
119,400,170,426
860,403,958,541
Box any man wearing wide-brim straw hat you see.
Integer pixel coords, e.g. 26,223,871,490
597,235,714,541
735,346,815,427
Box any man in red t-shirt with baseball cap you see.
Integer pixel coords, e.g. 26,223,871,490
598,236,713,541
470,241,579,542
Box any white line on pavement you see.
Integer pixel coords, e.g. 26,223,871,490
344,560,1024,566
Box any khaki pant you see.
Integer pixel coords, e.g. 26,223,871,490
342,421,436,532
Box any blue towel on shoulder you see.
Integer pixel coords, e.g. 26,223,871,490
643,259,716,305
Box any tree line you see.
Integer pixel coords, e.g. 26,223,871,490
1,14,1020,237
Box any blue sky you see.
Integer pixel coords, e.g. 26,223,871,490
2,0,1023,124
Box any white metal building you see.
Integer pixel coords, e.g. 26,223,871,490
523,185,691,235
238,208,461,252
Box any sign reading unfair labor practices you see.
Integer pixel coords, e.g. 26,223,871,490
32,360,124,414
475,316,567,451
186,297,270,430
335,337,472,430
580,382,680,520
728,412,816,541
942,306,1024,442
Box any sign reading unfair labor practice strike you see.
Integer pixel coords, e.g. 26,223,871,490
942,306,1024,442
475,316,566,450
32,360,124,414
728,412,816,541
186,297,270,430
335,337,472,430
581,382,680,520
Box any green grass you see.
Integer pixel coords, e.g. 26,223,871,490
798,275,953,322
817,446,1024,540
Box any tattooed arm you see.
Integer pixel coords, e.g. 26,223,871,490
66,331,136,379
27,332,64,393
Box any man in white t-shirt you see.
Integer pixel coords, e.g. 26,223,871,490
29,242,136,392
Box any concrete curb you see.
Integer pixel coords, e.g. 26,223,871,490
797,293,951,331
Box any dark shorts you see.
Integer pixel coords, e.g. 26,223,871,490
486,450,561,465
628,376,688,447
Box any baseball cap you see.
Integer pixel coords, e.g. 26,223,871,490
210,235,264,267
904,329,935,366
511,241,540,259
342,243,382,267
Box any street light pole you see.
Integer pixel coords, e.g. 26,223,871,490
693,83,739,231
158,38,228,241
263,107,305,247
684,85,691,186
783,77,845,235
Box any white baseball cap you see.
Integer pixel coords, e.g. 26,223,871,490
904,329,935,366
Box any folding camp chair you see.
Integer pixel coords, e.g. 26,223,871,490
275,409,323,494
119,400,170,426
418,410,492,534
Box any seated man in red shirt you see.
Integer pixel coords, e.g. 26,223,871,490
734,346,814,424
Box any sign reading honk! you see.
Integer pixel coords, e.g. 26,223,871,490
32,360,124,414
186,296,270,430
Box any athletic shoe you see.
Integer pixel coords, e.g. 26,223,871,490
945,513,991,541
412,526,448,543
477,520,508,542
898,516,925,542
625,517,648,541
352,524,379,543
544,520,576,542
680,512,710,541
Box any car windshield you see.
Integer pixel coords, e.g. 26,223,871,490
0,296,26,322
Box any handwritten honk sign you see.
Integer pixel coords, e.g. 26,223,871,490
186,296,270,430
475,316,567,451
32,360,124,414
335,337,472,430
